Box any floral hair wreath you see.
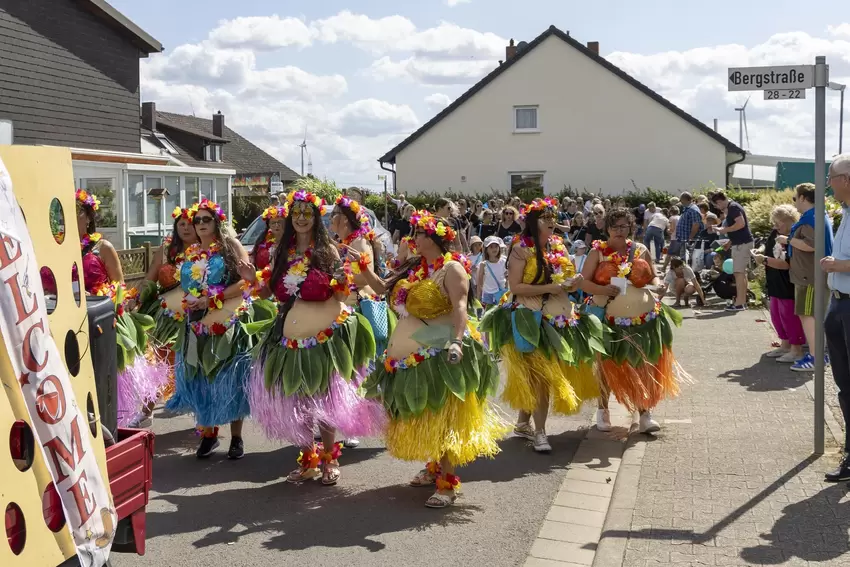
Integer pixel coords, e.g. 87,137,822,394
172,206,190,221
261,205,286,221
75,188,100,212
521,197,559,217
283,189,327,217
334,195,371,228
188,198,227,222
409,210,457,242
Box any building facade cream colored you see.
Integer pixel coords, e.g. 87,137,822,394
385,28,743,196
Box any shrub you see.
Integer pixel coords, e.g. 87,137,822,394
743,189,795,237
232,195,265,230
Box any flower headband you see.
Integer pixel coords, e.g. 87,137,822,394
334,195,371,228
172,206,190,221
188,198,227,222
75,189,100,212
283,190,327,217
261,205,285,221
409,210,457,242
522,197,559,217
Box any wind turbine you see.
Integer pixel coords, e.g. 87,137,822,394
307,153,313,177
735,96,751,151
735,96,753,186
298,126,308,177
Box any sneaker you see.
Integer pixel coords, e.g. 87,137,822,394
227,437,244,460
125,411,152,429
513,422,535,440
825,453,850,482
639,411,661,434
766,348,788,359
343,438,360,449
596,409,612,432
533,431,552,453
725,305,745,312
196,436,220,459
791,353,815,372
777,352,799,363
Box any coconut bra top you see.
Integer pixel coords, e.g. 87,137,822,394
396,264,453,320
273,268,334,303
255,245,273,271
82,243,109,294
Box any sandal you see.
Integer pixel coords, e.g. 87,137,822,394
425,491,457,509
286,466,321,484
322,460,341,486
409,461,440,487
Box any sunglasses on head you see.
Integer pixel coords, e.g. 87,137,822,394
193,216,214,225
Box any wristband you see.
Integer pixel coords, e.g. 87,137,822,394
450,339,463,346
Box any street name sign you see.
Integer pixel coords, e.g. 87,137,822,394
728,65,814,91
764,89,807,100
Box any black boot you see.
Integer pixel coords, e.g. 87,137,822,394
825,453,850,482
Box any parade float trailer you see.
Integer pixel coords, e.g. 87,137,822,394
1,145,153,567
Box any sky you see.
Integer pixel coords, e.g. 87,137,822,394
110,0,850,190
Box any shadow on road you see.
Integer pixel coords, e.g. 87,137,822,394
600,456,850,563
146,481,481,552
719,359,811,392
462,429,585,483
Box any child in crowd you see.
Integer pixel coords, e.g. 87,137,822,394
661,257,702,308
477,236,508,309
570,240,588,303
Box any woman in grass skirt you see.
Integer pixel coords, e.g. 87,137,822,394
74,189,168,428
241,190,386,485
359,211,508,508
578,208,683,434
479,198,603,453
253,205,285,271
166,199,269,459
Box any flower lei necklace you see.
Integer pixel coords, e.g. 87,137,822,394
514,235,576,284
342,226,375,247
593,240,633,278
80,232,102,250
283,244,312,297
181,241,224,313
391,251,471,317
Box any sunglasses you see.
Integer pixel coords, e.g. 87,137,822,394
291,207,314,219
610,224,631,232
504,212,514,217
193,216,214,225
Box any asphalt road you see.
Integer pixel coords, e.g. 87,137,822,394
114,371,593,567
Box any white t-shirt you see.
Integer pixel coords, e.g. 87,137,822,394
669,215,680,240
572,254,588,274
664,265,697,287
648,212,669,230
644,209,656,224
481,258,507,294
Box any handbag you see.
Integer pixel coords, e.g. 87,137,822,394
511,309,542,353
359,298,389,344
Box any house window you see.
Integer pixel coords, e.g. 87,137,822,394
164,176,180,216
215,177,229,219
514,106,539,132
185,177,199,203
510,172,545,194
200,179,214,201
203,143,222,162
128,175,145,228
154,132,179,154
145,177,164,226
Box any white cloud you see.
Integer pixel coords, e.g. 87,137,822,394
446,0,471,5
330,99,419,137
209,15,313,50
369,55,495,85
425,93,452,111
310,11,417,52
605,29,850,159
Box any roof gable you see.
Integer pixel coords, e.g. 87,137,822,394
76,0,162,55
378,25,743,163
149,111,300,180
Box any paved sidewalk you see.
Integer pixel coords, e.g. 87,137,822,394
599,308,848,567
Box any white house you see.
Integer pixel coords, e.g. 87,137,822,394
378,26,745,196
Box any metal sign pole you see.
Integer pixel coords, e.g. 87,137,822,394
814,55,828,455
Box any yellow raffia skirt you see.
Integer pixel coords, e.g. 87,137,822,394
386,393,511,467
501,344,600,415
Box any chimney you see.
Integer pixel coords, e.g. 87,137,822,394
213,110,224,138
141,101,156,131
586,41,599,55
506,38,516,61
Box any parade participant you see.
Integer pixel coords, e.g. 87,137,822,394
135,206,198,421
166,199,262,459
479,198,602,453
75,189,167,427
358,210,507,508
252,204,286,271
242,190,386,485
579,208,683,433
